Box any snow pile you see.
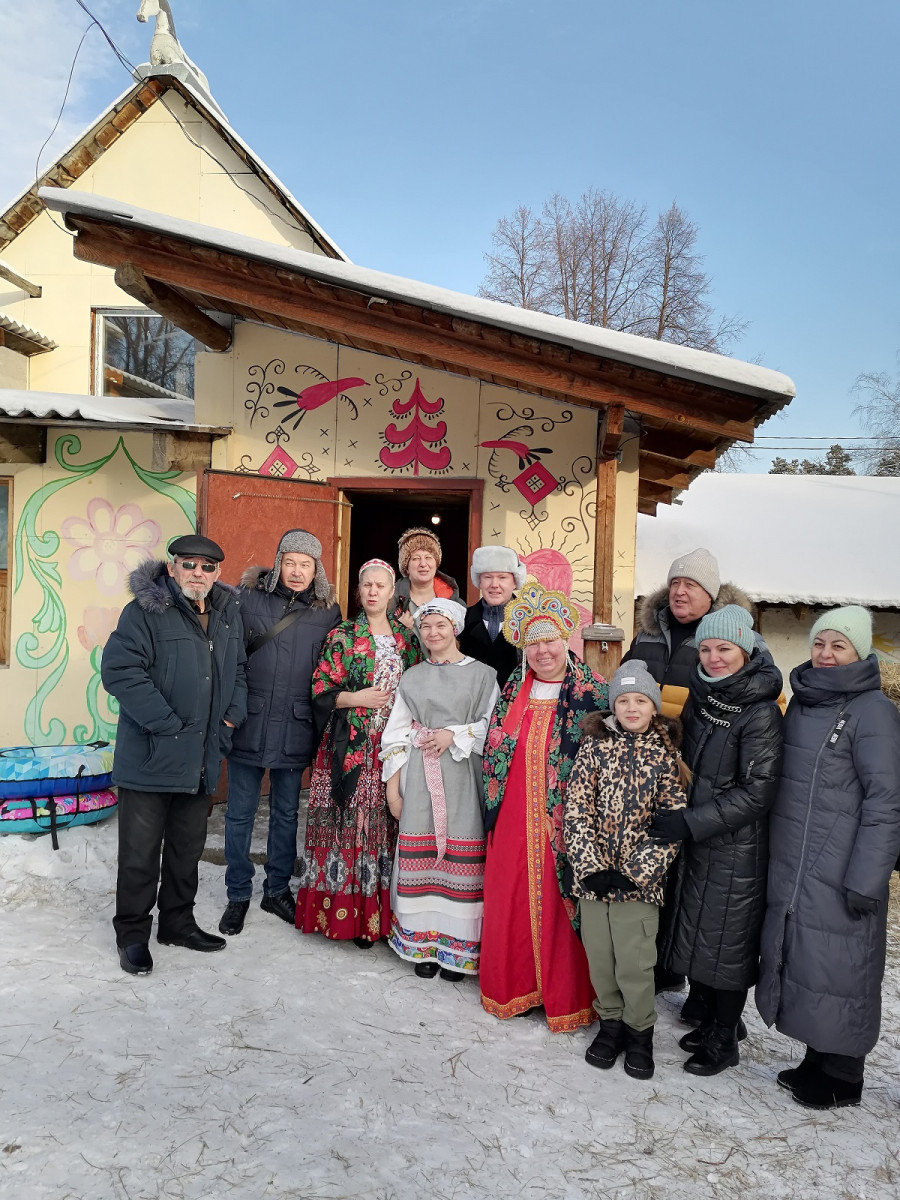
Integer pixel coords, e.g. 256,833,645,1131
636,474,900,608
1,821,898,1199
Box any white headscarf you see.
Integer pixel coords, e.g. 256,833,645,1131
413,598,467,636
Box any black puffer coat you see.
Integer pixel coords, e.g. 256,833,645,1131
664,651,784,990
756,656,900,1057
101,561,247,794
229,567,340,769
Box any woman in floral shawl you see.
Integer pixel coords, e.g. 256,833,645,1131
480,585,608,1032
295,559,420,946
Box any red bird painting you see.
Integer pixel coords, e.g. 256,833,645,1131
479,437,552,470
274,373,367,430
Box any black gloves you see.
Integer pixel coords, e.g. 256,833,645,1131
846,889,879,918
583,869,638,896
648,809,691,842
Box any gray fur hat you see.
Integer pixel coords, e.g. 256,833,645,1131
266,528,330,600
609,659,662,713
470,545,526,589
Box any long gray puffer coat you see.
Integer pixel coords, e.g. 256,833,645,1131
755,655,900,1057
664,651,784,990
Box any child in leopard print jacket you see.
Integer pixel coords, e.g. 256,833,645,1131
564,659,688,1081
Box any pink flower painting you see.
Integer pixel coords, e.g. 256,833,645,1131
523,548,591,658
62,498,161,596
77,606,122,652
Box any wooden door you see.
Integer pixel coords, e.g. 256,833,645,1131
198,470,349,592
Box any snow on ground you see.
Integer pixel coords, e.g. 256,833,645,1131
2,820,899,1200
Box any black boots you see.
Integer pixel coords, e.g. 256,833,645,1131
679,1017,747,1052
119,943,153,975
219,899,250,935
622,1024,655,1080
585,1019,625,1069
790,1067,862,1110
260,889,296,924
683,1020,739,1075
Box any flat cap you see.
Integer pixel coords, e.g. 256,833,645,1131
167,534,225,562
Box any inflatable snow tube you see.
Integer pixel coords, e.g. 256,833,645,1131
0,789,118,837
0,742,114,799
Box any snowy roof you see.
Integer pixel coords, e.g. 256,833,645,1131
40,189,795,405
0,388,228,433
635,473,900,608
0,73,345,260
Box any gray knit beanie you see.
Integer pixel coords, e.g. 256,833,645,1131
696,604,755,655
667,547,720,600
266,528,330,600
609,660,662,713
809,605,872,660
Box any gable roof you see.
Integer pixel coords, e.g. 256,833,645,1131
0,71,345,260
40,187,796,514
635,473,900,608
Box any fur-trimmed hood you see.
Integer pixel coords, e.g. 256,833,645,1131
581,709,683,749
636,582,756,638
128,558,240,615
239,564,337,610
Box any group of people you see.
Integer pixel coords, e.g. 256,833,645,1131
101,527,900,1113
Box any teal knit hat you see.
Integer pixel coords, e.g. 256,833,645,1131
696,604,755,655
809,606,872,660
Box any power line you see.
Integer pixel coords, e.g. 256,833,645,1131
756,435,900,442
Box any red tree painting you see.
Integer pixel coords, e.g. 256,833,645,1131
379,377,452,475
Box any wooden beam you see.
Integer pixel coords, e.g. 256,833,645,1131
74,229,758,443
0,258,41,297
637,452,694,489
638,478,676,504
113,262,233,352
0,422,46,463
592,449,619,624
599,404,625,459
638,427,719,467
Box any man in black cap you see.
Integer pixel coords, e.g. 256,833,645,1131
101,533,247,975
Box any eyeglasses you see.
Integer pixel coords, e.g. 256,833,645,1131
177,560,219,573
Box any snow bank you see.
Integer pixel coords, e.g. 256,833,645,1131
1,821,898,1199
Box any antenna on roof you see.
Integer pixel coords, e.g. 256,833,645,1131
135,1,224,118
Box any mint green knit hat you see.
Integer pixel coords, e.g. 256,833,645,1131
696,604,755,655
809,606,872,660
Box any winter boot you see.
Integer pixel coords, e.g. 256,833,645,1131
683,1020,739,1076
776,1054,819,1093
791,1067,862,1110
679,988,712,1027
585,1019,625,1070
679,1016,747,1052
260,889,296,924
219,900,250,935
622,1025,655,1080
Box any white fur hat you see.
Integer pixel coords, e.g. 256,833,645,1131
470,545,526,589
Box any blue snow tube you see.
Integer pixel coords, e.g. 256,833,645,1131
0,742,114,799
0,790,118,837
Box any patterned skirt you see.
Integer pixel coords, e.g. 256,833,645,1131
295,741,397,943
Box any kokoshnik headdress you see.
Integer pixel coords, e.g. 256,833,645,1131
501,583,577,647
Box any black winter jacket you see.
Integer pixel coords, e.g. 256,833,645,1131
101,561,247,793
756,656,900,1057
663,651,784,990
458,601,521,688
229,567,341,769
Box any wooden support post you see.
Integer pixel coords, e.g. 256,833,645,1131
592,406,624,625
114,262,233,352
581,624,625,683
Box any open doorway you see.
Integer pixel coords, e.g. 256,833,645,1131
333,478,483,610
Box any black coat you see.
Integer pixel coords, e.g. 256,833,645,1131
756,656,900,1056
101,561,247,794
664,651,784,990
229,568,341,769
458,602,521,688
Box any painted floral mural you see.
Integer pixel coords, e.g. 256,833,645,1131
62,498,161,595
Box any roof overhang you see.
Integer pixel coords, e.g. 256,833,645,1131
0,388,230,436
40,188,797,514
0,313,56,356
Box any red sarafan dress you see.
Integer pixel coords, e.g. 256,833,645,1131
480,666,606,1033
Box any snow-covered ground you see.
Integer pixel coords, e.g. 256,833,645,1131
2,821,898,1200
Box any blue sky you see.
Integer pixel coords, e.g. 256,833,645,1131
2,0,898,470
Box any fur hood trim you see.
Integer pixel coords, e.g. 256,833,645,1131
128,558,239,615
581,709,683,749
636,581,756,637
240,564,337,609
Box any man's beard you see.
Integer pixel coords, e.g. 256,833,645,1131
180,581,212,603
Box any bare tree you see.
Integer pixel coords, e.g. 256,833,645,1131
853,364,900,474
479,190,744,354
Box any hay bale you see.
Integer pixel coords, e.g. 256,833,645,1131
880,660,900,708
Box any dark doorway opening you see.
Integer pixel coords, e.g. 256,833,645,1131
333,479,483,611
